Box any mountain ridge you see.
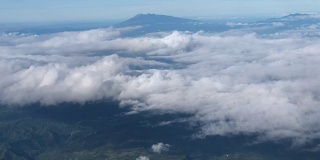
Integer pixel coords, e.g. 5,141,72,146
266,13,320,22
112,13,320,36
115,13,200,27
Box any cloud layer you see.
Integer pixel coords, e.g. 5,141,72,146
1,27,320,146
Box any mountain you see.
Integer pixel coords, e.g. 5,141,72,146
280,13,320,21
114,14,227,35
266,13,320,22
115,13,200,27
113,13,320,36
236,13,320,35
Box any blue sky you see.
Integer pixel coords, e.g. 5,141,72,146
1,0,320,23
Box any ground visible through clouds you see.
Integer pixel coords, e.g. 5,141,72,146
1,102,319,160
1,14,320,159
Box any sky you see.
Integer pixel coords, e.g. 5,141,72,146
1,0,320,23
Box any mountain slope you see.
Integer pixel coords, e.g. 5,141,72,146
113,13,227,35
115,13,200,27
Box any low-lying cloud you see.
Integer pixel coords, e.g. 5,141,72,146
151,142,170,153
136,156,149,160
1,27,320,146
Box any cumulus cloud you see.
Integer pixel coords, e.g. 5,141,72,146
1,27,320,146
136,156,149,160
151,142,170,153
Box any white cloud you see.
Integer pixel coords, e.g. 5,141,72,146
151,142,170,153
136,156,149,160
1,27,320,146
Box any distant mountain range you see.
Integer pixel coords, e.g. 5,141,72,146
115,13,320,27
1,13,319,35
269,13,320,22
113,13,320,36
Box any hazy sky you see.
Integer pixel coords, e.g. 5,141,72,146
1,0,320,23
